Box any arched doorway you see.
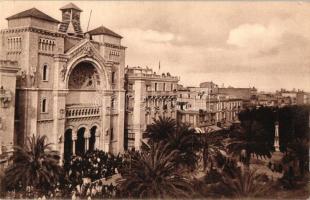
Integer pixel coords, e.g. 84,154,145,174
76,127,85,156
64,129,73,161
89,126,97,151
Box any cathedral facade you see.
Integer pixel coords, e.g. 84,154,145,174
0,3,127,160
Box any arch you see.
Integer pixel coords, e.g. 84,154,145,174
76,124,89,132
64,129,73,161
41,98,47,113
76,127,85,156
89,126,97,152
42,64,48,81
68,61,100,90
65,55,110,91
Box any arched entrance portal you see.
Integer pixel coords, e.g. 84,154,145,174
64,129,73,161
89,126,97,151
76,128,85,156
63,58,109,158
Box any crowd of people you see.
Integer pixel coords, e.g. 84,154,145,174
4,150,124,199
60,150,124,198
64,150,123,181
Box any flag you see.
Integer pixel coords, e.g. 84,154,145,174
158,61,161,71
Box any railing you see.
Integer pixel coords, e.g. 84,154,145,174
128,73,179,81
66,105,100,118
146,90,177,97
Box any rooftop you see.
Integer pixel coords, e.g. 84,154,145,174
6,7,60,23
86,25,123,39
60,3,83,12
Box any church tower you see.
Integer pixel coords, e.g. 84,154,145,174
58,3,83,36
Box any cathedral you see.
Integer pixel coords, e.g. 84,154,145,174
0,3,179,161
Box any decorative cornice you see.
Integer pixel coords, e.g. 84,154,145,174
66,116,100,122
39,52,54,57
54,54,68,62
103,42,126,50
37,119,53,123
0,27,66,37
7,51,22,55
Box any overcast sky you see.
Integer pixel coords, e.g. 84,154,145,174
0,1,309,92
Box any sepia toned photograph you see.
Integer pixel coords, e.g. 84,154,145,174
0,0,309,199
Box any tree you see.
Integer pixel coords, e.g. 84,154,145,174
146,116,176,144
227,107,275,165
283,137,309,176
218,166,271,198
166,123,202,169
146,117,202,169
4,135,62,193
118,142,193,198
227,122,272,166
201,130,226,171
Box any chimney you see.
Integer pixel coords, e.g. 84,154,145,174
58,3,83,37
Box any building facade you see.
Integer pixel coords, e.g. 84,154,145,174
0,3,126,160
0,3,181,160
125,67,179,150
177,84,243,133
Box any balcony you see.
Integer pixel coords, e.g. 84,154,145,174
66,105,100,119
146,90,177,98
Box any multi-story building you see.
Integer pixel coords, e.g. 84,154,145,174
218,87,257,100
199,81,219,94
0,3,127,160
177,84,243,133
125,66,179,150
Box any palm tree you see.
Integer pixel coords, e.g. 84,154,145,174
118,142,193,198
201,130,226,171
146,116,176,143
218,166,271,198
4,134,62,193
166,124,202,170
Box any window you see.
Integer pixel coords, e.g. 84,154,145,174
111,98,115,109
155,83,158,91
110,128,114,141
146,85,151,91
8,37,22,51
163,83,166,91
41,98,47,113
112,71,115,84
39,38,55,52
171,84,173,91
42,64,48,81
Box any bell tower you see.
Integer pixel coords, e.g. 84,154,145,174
58,3,83,37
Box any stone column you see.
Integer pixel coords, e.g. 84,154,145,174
84,130,90,152
72,133,77,155
102,91,112,152
53,55,68,157
95,129,100,150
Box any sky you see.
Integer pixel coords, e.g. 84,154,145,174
0,1,309,92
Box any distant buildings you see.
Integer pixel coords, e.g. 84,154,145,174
125,66,179,150
176,83,243,133
252,89,310,108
